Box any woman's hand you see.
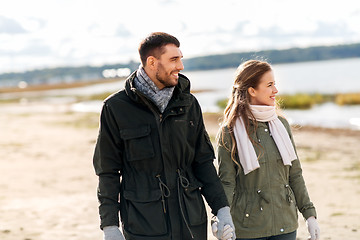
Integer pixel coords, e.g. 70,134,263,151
306,216,320,240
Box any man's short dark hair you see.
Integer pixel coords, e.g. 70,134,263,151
138,32,180,66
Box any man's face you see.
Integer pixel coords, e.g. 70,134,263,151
154,44,184,89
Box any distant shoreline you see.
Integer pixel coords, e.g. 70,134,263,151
1,42,359,88
0,77,124,94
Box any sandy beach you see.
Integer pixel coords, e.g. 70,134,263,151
0,101,359,240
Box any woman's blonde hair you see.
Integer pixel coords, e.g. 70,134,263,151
218,60,274,167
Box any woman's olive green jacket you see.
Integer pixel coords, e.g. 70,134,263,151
217,117,316,239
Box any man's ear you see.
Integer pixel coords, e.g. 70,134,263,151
248,87,256,97
146,56,157,70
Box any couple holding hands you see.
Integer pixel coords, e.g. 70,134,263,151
93,32,320,240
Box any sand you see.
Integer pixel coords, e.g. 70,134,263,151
0,102,359,240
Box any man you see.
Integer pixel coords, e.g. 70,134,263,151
93,32,235,240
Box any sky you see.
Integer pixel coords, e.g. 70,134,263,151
1,0,360,74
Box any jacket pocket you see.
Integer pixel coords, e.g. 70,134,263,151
281,184,298,227
123,189,168,236
241,191,270,229
120,125,155,161
182,182,207,226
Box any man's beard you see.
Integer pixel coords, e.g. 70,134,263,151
156,63,178,88
156,72,176,88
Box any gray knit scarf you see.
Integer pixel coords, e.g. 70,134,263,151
134,65,175,113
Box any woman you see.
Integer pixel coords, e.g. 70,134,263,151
214,60,320,240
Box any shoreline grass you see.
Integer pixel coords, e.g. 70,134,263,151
1,80,360,109
217,92,360,109
277,93,332,109
335,93,360,105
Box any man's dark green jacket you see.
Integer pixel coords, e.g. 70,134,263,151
93,71,228,240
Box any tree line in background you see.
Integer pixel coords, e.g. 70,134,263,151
183,42,360,70
0,42,359,87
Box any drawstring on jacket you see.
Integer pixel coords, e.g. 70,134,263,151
156,175,170,213
156,170,195,239
176,169,194,239
285,184,293,205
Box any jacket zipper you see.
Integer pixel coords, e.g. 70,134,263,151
136,90,195,238
264,122,277,235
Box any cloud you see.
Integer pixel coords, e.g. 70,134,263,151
1,0,360,74
313,21,356,38
115,24,132,37
20,40,52,56
0,39,52,59
0,16,27,34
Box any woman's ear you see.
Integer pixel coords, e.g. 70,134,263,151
248,87,256,97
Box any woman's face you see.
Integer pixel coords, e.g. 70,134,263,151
248,70,278,106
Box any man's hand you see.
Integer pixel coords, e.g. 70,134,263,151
214,206,236,240
103,226,125,240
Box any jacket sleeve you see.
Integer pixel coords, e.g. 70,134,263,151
93,102,123,229
217,127,237,206
191,104,229,215
281,117,317,220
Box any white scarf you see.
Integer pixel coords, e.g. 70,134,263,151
233,105,297,175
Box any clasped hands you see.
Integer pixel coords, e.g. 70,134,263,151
211,206,236,240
